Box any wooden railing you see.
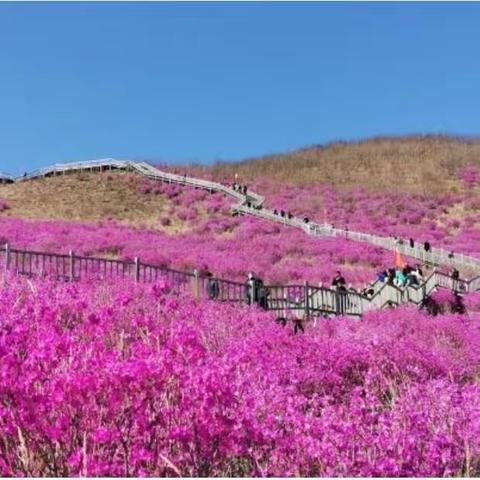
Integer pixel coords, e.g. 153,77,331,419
1,244,475,319
0,244,374,317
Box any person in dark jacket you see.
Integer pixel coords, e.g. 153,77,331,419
243,185,248,195
258,283,270,311
294,317,305,334
205,271,220,300
377,270,388,282
451,267,460,292
362,285,375,298
273,209,278,215
387,268,395,286
280,210,285,217
451,268,460,280
332,272,347,315
420,295,441,316
276,316,287,327
409,238,414,248
424,241,431,252
415,264,424,278
451,293,466,314
287,212,293,219
331,271,346,289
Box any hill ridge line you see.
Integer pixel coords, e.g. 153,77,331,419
5,158,479,276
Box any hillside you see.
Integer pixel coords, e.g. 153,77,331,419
2,136,480,283
188,135,480,193
0,171,197,233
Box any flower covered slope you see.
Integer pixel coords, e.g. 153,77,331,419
2,162,480,286
0,275,479,477
0,173,399,286
1,151,480,477
236,164,480,259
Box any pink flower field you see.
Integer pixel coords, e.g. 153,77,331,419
1,166,480,476
1,275,480,476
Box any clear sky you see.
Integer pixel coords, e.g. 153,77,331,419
1,2,480,175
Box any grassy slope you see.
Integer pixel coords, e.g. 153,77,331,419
1,135,479,231
188,135,480,193
0,171,189,233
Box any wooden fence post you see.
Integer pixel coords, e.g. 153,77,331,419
4,243,10,272
304,280,310,319
134,257,140,282
69,250,75,281
194,269,200,299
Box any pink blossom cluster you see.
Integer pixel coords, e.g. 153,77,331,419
0,215,393,286
0,275,479,476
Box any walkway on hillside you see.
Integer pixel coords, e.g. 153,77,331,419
2,158,480,313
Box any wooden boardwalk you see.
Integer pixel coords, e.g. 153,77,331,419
0,244,471,318
1,158,479,315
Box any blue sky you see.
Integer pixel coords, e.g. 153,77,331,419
1,2,480,175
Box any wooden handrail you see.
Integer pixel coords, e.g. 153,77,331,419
1,243,475,318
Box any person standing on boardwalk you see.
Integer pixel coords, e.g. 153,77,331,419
332,271,347,315
331,271,346,289
293,297,305,334
245,272,256,305
258,281,270,310
245,272,263,306
451,267,460,292
205,270,220,300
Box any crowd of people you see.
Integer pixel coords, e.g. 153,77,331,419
376,264,424,288
201,255,465,335
394,236,435,253
374,263,461,290
232,182,248,196
272,209,294,219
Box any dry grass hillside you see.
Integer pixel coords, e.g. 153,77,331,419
1,135,479,228
0,171,188,232
188,135,480,193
